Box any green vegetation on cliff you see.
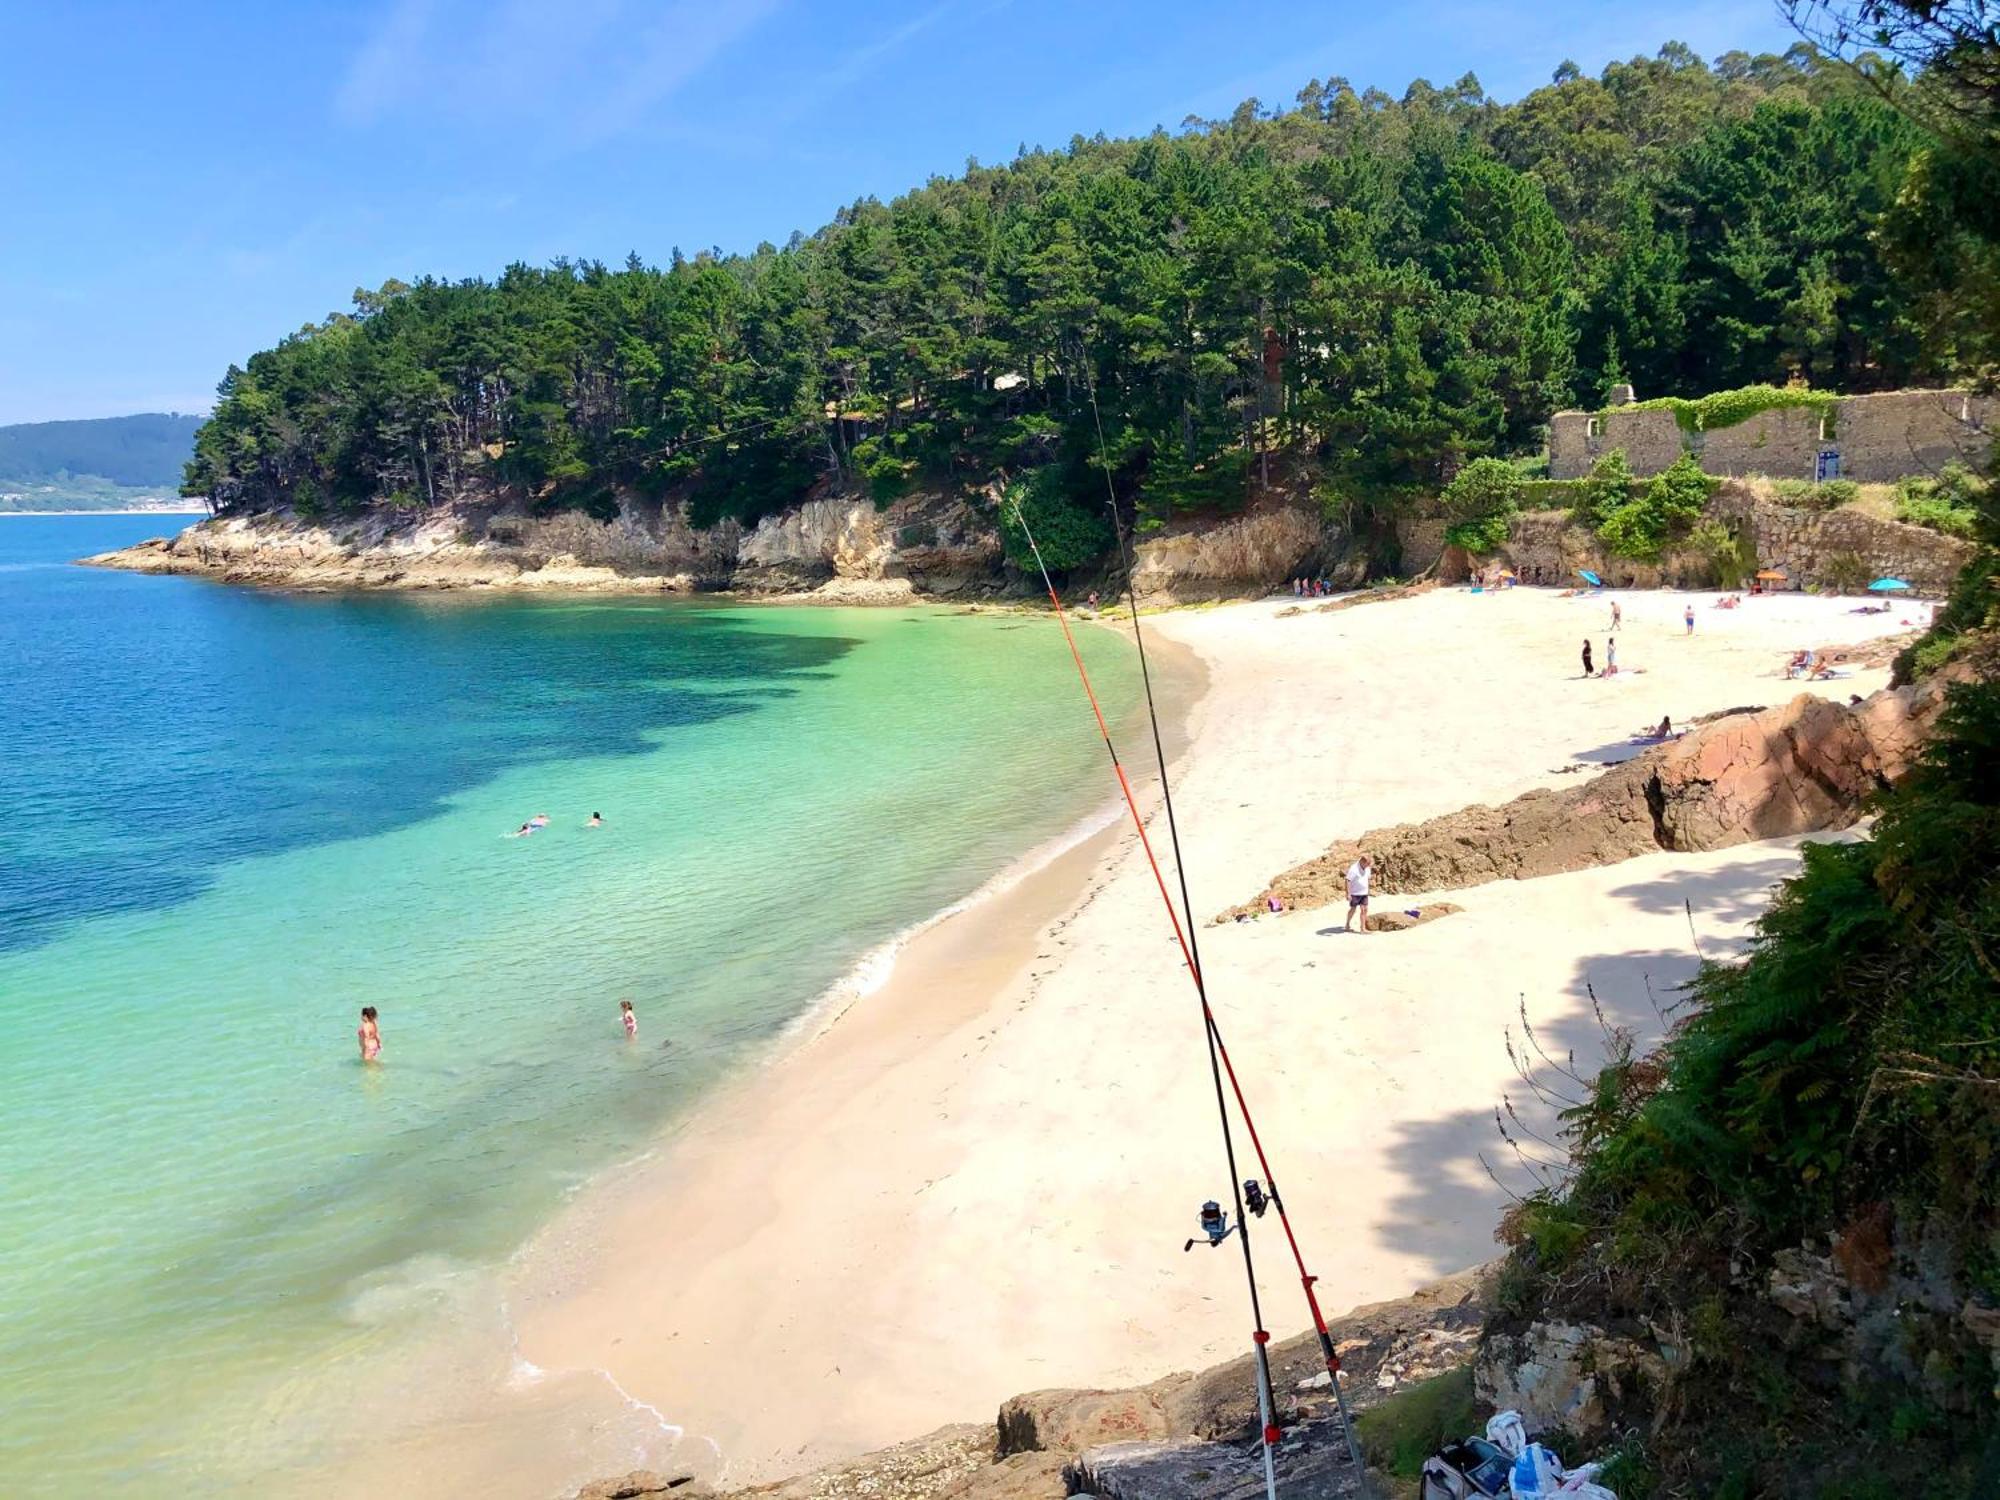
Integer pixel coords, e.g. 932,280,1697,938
1500,492,2000,1491
185,43,2000,554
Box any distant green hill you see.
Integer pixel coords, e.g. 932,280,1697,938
0,413,204,510
0,413,203,487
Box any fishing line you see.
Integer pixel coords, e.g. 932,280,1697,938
1083,372,1360,1459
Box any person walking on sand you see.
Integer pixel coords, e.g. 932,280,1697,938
358,1006,381,1063
1344,854,1373,934
1581,638,1594,677
1610,600,1622,633
1684,602,1696,635
620,999,637,1040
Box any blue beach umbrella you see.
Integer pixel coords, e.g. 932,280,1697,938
1868,577,1911,593
1577,568,1603,587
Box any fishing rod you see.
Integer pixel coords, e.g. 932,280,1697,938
1079,376,1361,1456
1004,498,1281,1500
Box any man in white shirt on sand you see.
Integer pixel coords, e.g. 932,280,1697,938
1344,853,1373,934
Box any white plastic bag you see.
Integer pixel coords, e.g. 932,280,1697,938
1485,1410,1528,1459
1510,1441,1566,1495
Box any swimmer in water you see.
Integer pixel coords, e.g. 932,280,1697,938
529,813,550,828
620,999,637,1039
586,812,603,827
358,1005,381,1063
509,822,536,837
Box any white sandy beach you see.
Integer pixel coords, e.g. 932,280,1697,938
333,584,1926,1498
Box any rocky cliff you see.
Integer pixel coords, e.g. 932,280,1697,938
83,487,1006,601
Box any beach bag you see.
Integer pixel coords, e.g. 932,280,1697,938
1419,1437,1511,1499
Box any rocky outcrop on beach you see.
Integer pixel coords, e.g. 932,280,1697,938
1128,499,1324,603
82,487,1004,599
1222,668,1974,919
576,1268,1491,1500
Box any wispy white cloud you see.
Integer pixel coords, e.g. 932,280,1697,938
571,0,785,145
333,0,781,147
335,0,439,126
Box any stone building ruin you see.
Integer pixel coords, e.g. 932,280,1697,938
1549,388,1996,482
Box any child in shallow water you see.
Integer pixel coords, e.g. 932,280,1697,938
358,1005,381,1062
620,1000,637,1040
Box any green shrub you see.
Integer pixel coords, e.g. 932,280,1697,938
1688,519,1756,588
850,434,916,503
998,466,1114,573
1597,454,1715,560
1439,457,1521,554
1769,476,1856,510
1898,493,1979,537
1893,541,2000,683
1440,457,1523,523
1895,464,1987,538
1445,512,1513,553
1576,448,1636,528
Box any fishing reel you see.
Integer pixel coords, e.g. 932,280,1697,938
1184,1200,1234,1251
1183,1182,1277,1251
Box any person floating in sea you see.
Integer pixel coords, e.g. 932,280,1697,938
358,1005,381,1063
1581,638,1594,677
530,813,550,829
586,811,603,827
620,999,637,1040
1344,853,1373,935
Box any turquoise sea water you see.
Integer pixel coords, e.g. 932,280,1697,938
0,515,1141,1496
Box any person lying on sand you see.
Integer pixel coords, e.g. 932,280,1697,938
1632,715,1678,742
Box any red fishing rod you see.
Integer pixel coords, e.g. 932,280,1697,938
1007,480,1358,1490
1079,381,1360,1456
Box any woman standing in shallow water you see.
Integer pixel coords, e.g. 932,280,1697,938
358,1006,381,1063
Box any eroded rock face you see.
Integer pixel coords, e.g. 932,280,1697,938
1129,503,1322,602
1226,673,1967,918
85,487,1007,599
996,1388,1180,1457
1473,1321,1668,1443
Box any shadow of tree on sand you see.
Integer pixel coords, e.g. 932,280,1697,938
1365,850,1807,1280
1605,851,1809,935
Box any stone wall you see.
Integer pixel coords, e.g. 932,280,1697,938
1483,483,1975,594
1550,388,1997,482
1712,486,1977,595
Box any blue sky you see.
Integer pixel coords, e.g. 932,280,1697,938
0,1,1802,424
